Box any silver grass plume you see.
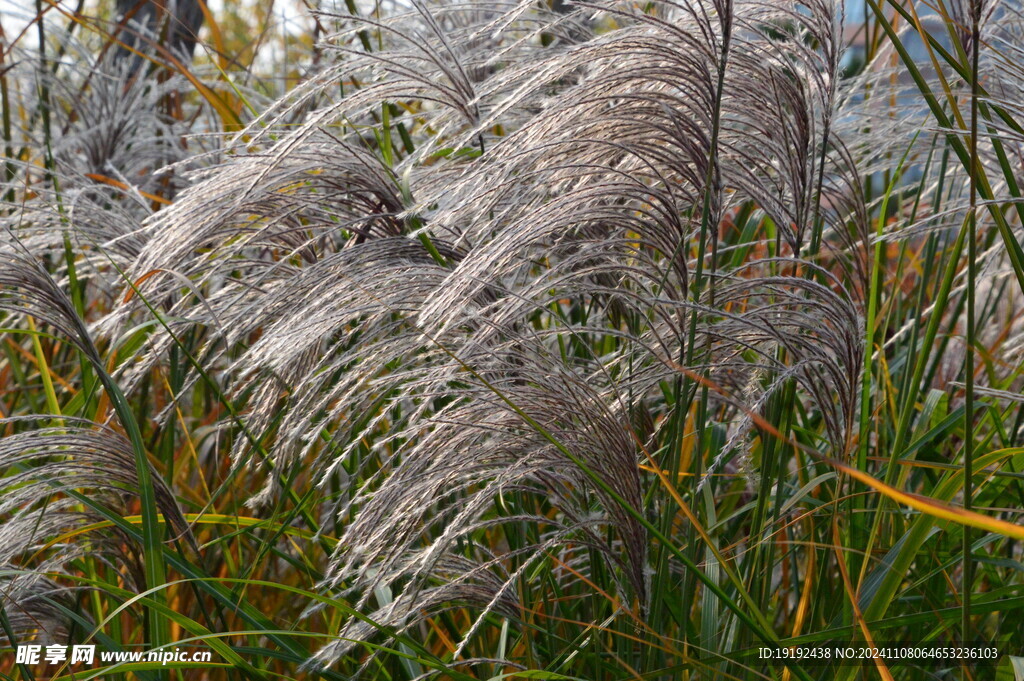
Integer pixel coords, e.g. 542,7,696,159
0,30,233,317
0,241,192,644
0,572,77,646
855,0,1024,401
108,0,870,670
0,417,191,645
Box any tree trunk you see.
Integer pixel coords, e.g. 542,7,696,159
114,0,204,72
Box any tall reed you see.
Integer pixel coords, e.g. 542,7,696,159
1,1,1023,679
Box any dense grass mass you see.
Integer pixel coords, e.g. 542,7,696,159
1,0,1023,679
